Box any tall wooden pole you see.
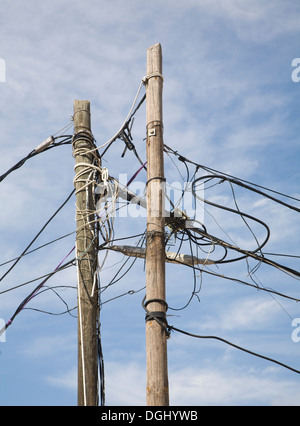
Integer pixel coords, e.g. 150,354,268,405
145,43,169,406
73,100,98,406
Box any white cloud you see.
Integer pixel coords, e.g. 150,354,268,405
21,333,76,358
180,0,300,42
169,366,300,406
46,367,77,391
46,361,146,406
45,361,300,406
104,361,146,406
202,297,280,332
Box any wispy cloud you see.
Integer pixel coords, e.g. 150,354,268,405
201,297,280,332
21,333,76,358
169,366,300,406
46,367,77,391
45,360,300,406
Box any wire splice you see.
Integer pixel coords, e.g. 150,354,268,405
34,136,55,153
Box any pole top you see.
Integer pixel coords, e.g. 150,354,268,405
147,43,162,57
73,100,91,133
148,42,162,50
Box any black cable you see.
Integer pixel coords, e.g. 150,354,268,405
263,252,300,259
0,259,75,296
0,189,75,283
193,227,300,279
0,231,75,268
184,228,228,262
23,305,77,317
168,231,201,312
100,286,146,306
168,249,299,302
97,232,147,250
0,136,72,183
163,146,300,289
167,325,300,375
193,173,300,214
100,256,138,293
164,144,300,205
0,149,36,183
99,234,146,295
25,285,77,318
200,264,299,302
97,321,105,406
0,257,75,336
192,176,271,260
100,94,146,160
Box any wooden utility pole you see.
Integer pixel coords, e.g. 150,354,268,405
145,43,169,406
73,100,99,406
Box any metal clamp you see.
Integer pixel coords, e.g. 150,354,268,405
148,128,156,137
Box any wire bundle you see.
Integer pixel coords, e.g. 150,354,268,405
1,78,300,405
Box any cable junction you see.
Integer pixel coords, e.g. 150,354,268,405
2,77,300,407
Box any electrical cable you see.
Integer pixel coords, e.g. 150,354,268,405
173,257,300,302
100,286,146,306
161,145,300,316
24,285,77,318
89,81,146,157
164,144,300,209
0,135,73,183
0,231,75,268
0,189,75,283
192,227,300,279
0,250,75,337
0,149,36,183
0,261,75,296
99,232,146,296
167,325,300,375
193,173,300,214
192,176,271,259
3,95,300,403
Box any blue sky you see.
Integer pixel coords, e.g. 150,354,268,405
1,0,300,406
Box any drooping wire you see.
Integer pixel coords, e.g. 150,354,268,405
0,189,75,283
23,285,77,318
167,325,300,375
0,231,76,268
0,250,75,337
0,134,73,183
164,144,300,210
91,80,146,157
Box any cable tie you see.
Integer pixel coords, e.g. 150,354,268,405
143,72,164,83
72,108,91,118
144,311,170,339
144,298,168,312
34,136,54,153
146,176,166,186
145,311,167,324
146,120,164,129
